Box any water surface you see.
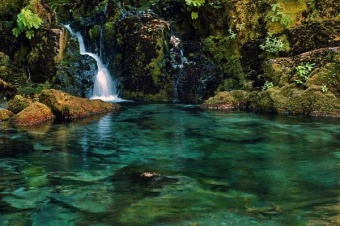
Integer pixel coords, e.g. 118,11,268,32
0,103,339,225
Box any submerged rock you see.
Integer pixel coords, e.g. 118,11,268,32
39,89,120,119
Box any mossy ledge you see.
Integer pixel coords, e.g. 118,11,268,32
1,89,121,127
201,88,340,117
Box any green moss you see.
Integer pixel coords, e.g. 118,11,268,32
122,90,168,102
203,35,245,90
307,63,340,96
267,0,307,33
89,25,101,41
201,90,248,110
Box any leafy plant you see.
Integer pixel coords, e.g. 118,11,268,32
228,28,237,40
321,85,328,93
262,81,274,91
236,23,245,31
294,62,315,84
12,2,43,39
208,1,222,9
191,11,199,19
185,0,205,7
260,33,285,53
269,3,292,28
185,0,205,19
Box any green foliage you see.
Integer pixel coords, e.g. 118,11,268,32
269,3,292,28
260,33,285,53
185,0,205,19
262,81,274,91
321,85,328,93
294,62,315,84
228,28,237,40
208,1,222,9
18,82,50,95
12,2,43,39
185,0,205,7
191,11,199,19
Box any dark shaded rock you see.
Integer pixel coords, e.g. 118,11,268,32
28,27,66,83
39,89,120,119
52,31,95,97
115,13,172,101
7,95,33,114
10,102,54,126
286,20,340,56
0,79,17,99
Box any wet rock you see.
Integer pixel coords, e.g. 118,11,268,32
39,89,120,119
7,95,33,114
10,102,54,126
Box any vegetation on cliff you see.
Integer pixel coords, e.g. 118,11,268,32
0,0,339,117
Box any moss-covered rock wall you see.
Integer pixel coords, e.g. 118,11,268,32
1,0,339,115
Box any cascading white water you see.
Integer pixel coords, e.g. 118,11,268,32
65,25,124,102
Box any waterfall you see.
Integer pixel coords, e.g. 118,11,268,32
170,35,188,102
64,25,124,102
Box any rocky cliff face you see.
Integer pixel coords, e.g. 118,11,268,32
0,0,339,115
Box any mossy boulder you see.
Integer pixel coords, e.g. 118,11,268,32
7,95,33,114
10,102,54,126
39,89,120,119
202,87,340,117
201,90,248,110
0,109,13,121
115,14,171,101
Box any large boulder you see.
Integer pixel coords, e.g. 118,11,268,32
39,89,120,119
10,102,54,126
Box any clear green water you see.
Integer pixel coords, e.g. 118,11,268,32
0,103,339,225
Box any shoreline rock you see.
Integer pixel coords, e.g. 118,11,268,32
10,102,54,126
39,89,120,119
2,89,121,126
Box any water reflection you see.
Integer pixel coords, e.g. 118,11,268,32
0,104,339,225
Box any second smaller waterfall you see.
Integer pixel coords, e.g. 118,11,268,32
65,25,123,102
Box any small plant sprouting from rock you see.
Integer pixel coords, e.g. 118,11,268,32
262,81,274,91
321,85,328,93
185,0,205,19
269,3,292,28
228,28,237,40
12,0,43,39
260,33,285,53
294,62,315,85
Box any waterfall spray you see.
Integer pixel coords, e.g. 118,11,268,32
65,25,124,102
